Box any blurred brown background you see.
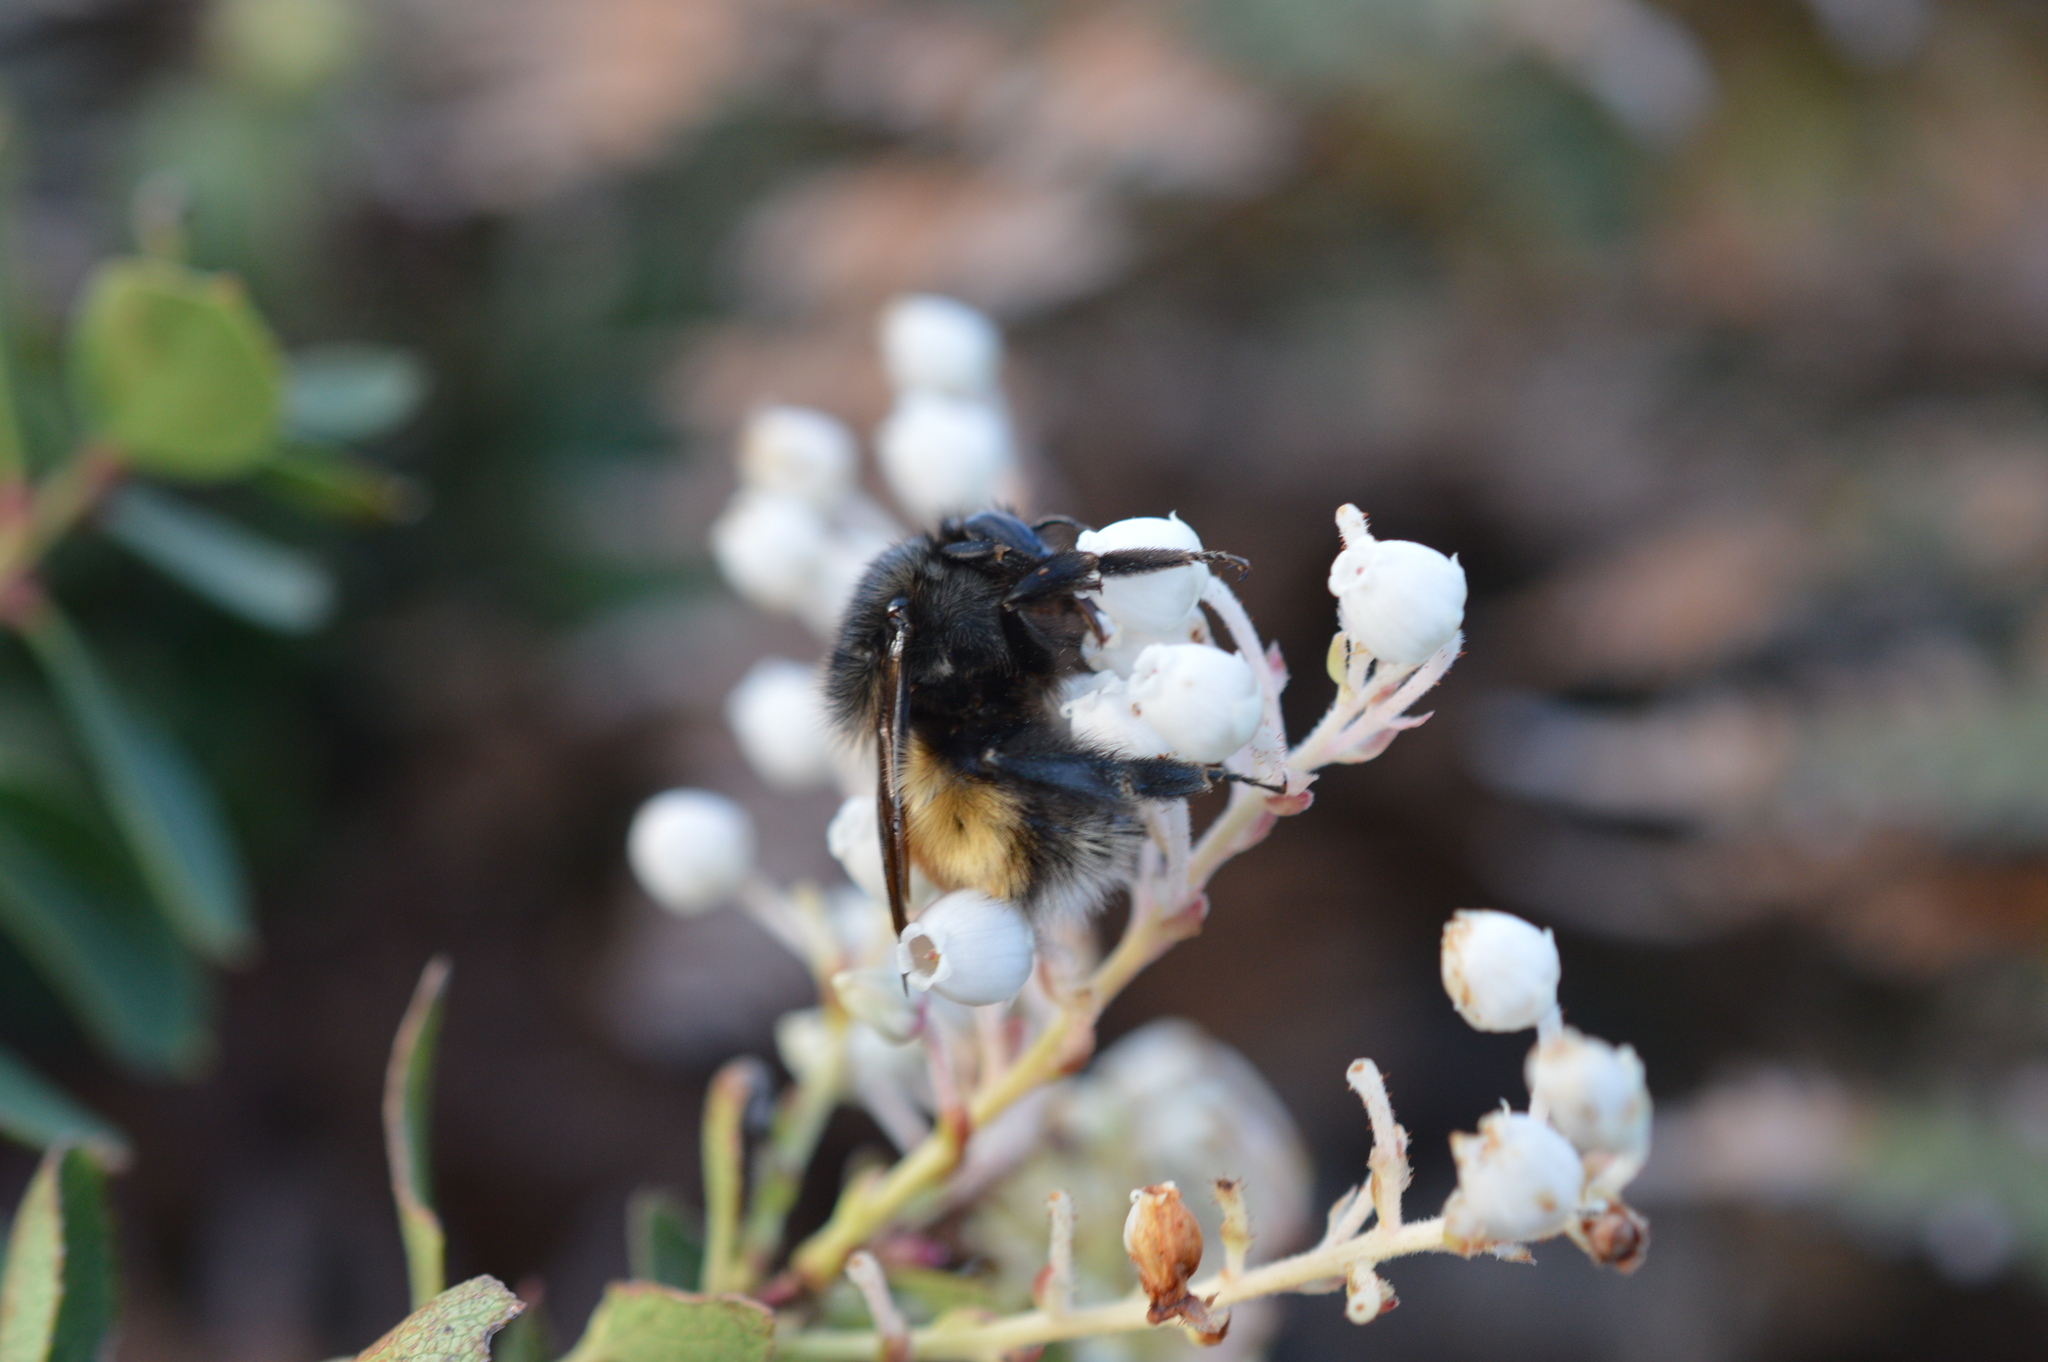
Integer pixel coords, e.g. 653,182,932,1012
4,0,2048,1356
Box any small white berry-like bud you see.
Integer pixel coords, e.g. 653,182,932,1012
1126,643,1262,764
774,1007,838,1084
881,294,1002,396
1443,1110,1584,1251
1327,504,1465,666
876,391,1012,526
1075,514,1209,637
710,491,826,613
738,405,856,508
627,789,754,915
725,658,835,791
832,966,920,1044
827,796,888,905
1526,1028,1651,1159
1441,909,1561,1033
896,891,1035,1006
1062,674,1171,759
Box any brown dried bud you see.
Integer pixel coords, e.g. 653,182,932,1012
1573,1200,1650,1274
1125,1183,1204,1316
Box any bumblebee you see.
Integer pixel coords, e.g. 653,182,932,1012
826,510,1248,934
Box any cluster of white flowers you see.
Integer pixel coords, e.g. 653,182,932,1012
1438,909,1653,1264
607,294,1640,1358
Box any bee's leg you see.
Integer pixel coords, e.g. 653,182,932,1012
1213,768,1287,794
1001,551,1100,608
1094,548,1250,580
980,745,1212,802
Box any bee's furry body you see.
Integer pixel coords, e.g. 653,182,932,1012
827,512,1229,925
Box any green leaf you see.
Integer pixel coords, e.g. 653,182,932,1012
286,345,428,445
0,1146,116,1362
384,957,449,1310
626,1189,703,1291
558,1284,772,1362
0,795,209,1075
488,1295,551,1362
21,607,252,964
69,257,283,480
0,307,26,488
102,484,336,634
355,1275,522,1362
0,1046,129,1169
258,444,428,524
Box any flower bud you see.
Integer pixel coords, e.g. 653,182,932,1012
832,966,920,1044
1527,1028,1651,1158
1127,643,1262,764
738,405,856,508
1444,1110,1584,1250
875,391,1012,526
1441,909,1560,1033
896,891,1035,1006
881,294,1002,396
827,796,889,904
1327,504,1465,666
627,789,754,915
1574,1199,1650,1273
711,491,826,613
1062,674,1171,759
774,1007,838,1084
725,658,835,791
1123,1182,1203,1318
1076,514,1209,636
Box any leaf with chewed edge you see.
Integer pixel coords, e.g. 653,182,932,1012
355,1275,522,1362
558,1283,772,1362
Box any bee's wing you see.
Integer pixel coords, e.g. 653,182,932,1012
877,599,913,936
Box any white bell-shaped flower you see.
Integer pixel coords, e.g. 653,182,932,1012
1076,514,1209,637
1063,674,1171,758
1126,643,1262,764
1081,608,1214,679
828,796,889,905
1327,504,1465,666
627,789,754,915
711,491,827,613
1441,909,1561,1033
774,1007,838,1085
832,965,920,1044
738,405,856,508
725,658,835,791
896,891,1035,1006
876,391,1011,527
1444,1110,1584,1250
827,797,937,912
881,294,1002,396
1526,1028,1651,1159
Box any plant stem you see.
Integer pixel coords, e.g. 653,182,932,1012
0,444,123,590
737,1027,847,1291
701,1059,767,1294
778,1218,1451,1361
